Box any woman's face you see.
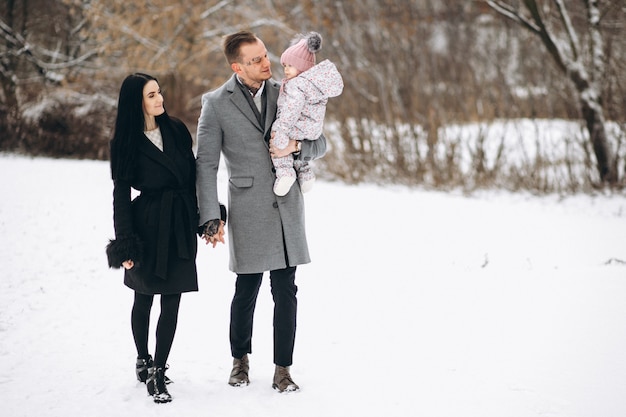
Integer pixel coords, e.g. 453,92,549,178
142,80,165,119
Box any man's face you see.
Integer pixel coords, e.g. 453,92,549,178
234,39,272,84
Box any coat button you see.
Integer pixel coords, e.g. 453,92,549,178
273,202,278,208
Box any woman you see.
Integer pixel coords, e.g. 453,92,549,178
106,73,216,403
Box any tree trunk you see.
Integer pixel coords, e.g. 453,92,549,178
0,0,21,149
486,0,619,186
0,72,21,148
580,95,616,183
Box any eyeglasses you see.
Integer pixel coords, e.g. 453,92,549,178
242,54,268,66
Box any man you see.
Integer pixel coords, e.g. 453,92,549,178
195,30,327,392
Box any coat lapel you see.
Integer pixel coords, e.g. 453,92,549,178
264,80,280,138
138,126,184,185
227,75,263,132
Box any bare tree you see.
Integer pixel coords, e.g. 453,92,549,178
3,0,624,191
76,0,293,118
0,0,96,148
485,0,620,185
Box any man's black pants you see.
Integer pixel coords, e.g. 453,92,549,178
230,266,298,367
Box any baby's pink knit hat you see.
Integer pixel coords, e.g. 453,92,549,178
280,32,322,73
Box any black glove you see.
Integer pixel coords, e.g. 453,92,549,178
197,219,220,238
197,204,227,238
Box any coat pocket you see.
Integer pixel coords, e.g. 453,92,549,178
229,177,254,188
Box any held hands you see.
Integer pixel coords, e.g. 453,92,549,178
122,260,134,270
201,219,226,248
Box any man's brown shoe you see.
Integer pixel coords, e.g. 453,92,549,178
272,365,299,393
228,354,250,386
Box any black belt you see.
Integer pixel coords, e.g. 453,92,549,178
143,188,194,280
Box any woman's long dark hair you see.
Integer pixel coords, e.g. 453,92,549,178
110,72,168,181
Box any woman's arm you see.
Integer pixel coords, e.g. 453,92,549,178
106,178,142,268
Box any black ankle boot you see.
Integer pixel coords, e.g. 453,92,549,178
137,355,172,385
135,355,153,383
147,366,172,403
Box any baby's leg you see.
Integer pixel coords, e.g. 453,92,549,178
294,159,315,193
273,154,297,196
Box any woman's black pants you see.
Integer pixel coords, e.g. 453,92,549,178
131,292,182,368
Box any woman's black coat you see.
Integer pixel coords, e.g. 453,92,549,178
107,117,199,295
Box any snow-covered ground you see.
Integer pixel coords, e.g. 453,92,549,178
1,153,626,417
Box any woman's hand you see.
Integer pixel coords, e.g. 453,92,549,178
122,260,134,270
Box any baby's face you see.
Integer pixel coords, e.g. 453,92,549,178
283,63,300,80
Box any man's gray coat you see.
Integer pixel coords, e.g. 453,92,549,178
196,75,326,273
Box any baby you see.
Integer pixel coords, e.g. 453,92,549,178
271,32,343,196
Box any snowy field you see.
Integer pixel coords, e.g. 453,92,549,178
1,153,626,417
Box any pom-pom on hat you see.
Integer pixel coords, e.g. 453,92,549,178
280,32,323,73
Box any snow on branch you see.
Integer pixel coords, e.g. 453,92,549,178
487,0,569,75
554,0,580,61
0,18,26,48
0,17,97,82
485,1,541,33
586,0,606,87
200,0,230,19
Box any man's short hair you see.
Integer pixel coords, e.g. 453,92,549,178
222,30,258,64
